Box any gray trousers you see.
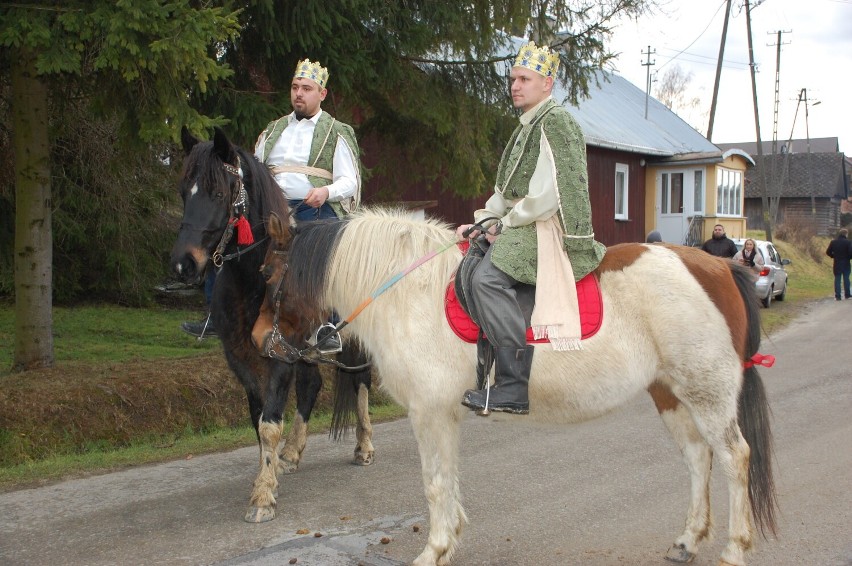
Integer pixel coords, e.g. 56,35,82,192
470,246,535,349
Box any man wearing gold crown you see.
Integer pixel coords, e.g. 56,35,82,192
254,58,361,353
458,41,606,415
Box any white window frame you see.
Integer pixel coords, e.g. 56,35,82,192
693,169,704,215
716,168,742,217
660,171,684,215
614,163,629,220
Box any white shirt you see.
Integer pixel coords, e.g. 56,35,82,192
475,97,558,228
255,109,359,201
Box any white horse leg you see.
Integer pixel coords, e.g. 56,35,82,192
715,420,753,566
352,382,375,466
680,386,754,566
651,385,714,563
278,412,307,474
409,407,467,566
245,419,283,522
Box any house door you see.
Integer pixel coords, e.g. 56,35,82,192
656,171,686,243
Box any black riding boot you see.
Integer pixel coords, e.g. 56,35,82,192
462,345,534,414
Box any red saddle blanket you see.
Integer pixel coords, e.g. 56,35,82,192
444,272,604,344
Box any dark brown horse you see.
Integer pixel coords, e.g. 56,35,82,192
169,127,373,523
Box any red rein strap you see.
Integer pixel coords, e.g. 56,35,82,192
743,353,775,369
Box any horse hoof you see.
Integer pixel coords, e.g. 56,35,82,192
352,451,374,466
279,457,299,474
244,506,276,523
665,544,696,563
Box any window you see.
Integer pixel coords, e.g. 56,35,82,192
716,168,742,216
693,170,704,214
661,172,683,214
615,163,628,220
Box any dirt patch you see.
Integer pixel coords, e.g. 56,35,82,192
0,353,252,466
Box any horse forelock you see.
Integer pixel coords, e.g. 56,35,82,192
180,141,227,199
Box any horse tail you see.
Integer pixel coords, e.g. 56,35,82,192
329,345,371,441
730,263,779,538
329,372,357,441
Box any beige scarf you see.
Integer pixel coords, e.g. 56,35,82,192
531,216,582,351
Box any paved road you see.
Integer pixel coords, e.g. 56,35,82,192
2,299,851,566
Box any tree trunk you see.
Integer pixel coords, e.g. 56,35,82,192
11,49,54,371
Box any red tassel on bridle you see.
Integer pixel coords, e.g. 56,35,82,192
233,215,254,245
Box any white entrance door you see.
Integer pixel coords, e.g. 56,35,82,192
655,169,706,244
656,171,686,244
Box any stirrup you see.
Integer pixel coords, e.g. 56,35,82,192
308,322,343,355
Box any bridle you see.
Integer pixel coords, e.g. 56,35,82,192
260,249,371,372
211,155,268,267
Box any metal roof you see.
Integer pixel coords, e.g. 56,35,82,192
556,70,721,158
745,152,849,199
717,137,840,155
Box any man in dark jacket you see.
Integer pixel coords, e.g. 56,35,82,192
826,228,852,300
701,224,738,257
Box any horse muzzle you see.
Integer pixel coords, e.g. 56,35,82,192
170,247,210,286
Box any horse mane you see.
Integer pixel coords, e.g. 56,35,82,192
286,207,462,319
236,147,290,231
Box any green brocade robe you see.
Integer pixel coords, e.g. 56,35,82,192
257,112,361,217
487,99,605,284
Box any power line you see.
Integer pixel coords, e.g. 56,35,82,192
656,0,729,72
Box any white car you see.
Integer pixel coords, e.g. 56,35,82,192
731,238,791,308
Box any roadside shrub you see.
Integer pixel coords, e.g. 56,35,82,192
775,217,824,263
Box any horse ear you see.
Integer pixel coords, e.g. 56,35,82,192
267,212,292,247
212,127,236,165
181,126,200,155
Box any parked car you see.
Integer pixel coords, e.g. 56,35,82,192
731,238,791,308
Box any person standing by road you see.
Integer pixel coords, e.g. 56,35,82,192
701,224,737,257
733,238,765,273
826,228,852,300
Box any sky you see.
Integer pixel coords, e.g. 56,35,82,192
606,0,852,153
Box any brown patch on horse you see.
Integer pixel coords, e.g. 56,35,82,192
648,381,680,413
670,247,748,359
595,242,651,274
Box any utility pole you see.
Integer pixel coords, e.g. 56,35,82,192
745,0,772,241
642,45,655,119
801,88,817,218
768,30,792,158
767,29,791,229
707,0,732,141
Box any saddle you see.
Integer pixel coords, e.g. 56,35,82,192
446,241,603,344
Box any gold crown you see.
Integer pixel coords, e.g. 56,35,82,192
513,41,560,78
293,58,329,89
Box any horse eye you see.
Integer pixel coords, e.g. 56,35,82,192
261,264,273,280
215,191,224,201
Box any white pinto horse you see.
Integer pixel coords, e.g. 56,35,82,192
255,208,777,566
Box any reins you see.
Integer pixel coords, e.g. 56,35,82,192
262,234,464,370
